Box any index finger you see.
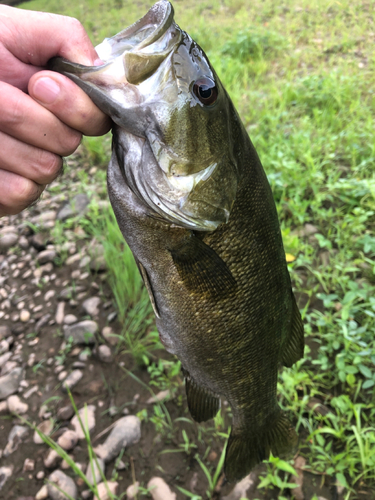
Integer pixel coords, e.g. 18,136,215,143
0,6,100,90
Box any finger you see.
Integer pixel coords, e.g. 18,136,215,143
29,71,111,136
0,168,44,217
0,81,82,156
0,130,63,185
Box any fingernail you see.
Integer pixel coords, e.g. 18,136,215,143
32,77,60,104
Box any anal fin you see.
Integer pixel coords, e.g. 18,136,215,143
183,368,220,423
281,293,304,368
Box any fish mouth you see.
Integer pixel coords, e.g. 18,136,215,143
49,0,181,132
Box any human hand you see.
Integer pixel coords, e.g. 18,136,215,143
0,6,111,217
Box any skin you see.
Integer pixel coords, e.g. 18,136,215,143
0,6,111,217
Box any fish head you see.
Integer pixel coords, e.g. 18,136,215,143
50,0,241,231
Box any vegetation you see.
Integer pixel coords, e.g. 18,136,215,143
19,0,375,498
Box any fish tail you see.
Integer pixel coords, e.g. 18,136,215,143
224,410,298,482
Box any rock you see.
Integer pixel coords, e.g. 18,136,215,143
71,405,96,439
221,472,257,500
48,470,78,500
34,419,54,444
107,311,117,323
82,296,100,316
64,320,98,345
101,326,118,346
44,450,61,468
0,325,11,340
0,401,8,414
36,249,57,264
35,485,49,500
98,345,112,363
62,370,83,392
0,465,13,491
57,405,74,421
79,349,91,362
1,360,18,376
290,456,306,500
94,416,141,462
146,390,171,405
0,352,12,369
0,232,18,253
36,471,45,480
7,395,28,414
126,482,139,499
23,385,39,399
80,255,91,268
30,233,47,251
35,313,51,332
0,339,9,355
147,477,176,500
55,302,65,325
85,457,105,485
31,210,57,224
64,314,78,325
19,309,30,322
57,194,90,221
0,367,23,400
93,481,118,500
18,235,29,249
3,425,28,456
23,458,35,471
57,430,79,451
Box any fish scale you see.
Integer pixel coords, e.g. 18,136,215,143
50,0,304,482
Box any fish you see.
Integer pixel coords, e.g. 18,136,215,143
50,0,304,482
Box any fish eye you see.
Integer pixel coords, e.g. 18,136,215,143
193,77,218,106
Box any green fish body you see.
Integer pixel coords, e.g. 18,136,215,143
50,0,304,482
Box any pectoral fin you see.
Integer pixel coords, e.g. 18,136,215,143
137,261,160,319
183,368,220,422
170,233,236,299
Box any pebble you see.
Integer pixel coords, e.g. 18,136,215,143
71,405,96,439
48,470,78,500
0,367,23,400
82,296,100,316
44,290,56,301
0,352,12,368
19,236,29,249
2,360,18,376
35,313,51,332
146,390,171,405
35,485,49,500
147,477,176,500
23,385,39,399
23,458,35,471
85,457,105,485
222,472,257,500
57,193,90,221
0,325,11,340
0,339,9,354
30,233,47,251
62,370,83,392
55,302,65,324
80,255,91,268
126,482,139,499
102,326,118,346
64,314,78,325
37,249,57,264
0,232,18,253
58,370,68,381
0,401,8,414
19,309,30,322
57,405,74,421
94,415,141,462
93,481,118,500
98,344,112,363
36,471,45,480
57,430,79,451
44,449,61,468
63,320,98,345
34,419,54,444
79,349,91,362
107,311,117,323
3,425,29,456
7,395,29,414
0,466,13,491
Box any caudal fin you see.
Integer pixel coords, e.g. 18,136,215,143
224,410,298,483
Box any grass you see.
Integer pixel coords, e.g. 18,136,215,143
16,0,375,498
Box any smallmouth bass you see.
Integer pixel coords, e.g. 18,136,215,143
50,0,304,482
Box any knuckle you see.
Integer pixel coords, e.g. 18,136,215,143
0,88,26,129
35,150,62,184
15,177,41,206
60,130,82,156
